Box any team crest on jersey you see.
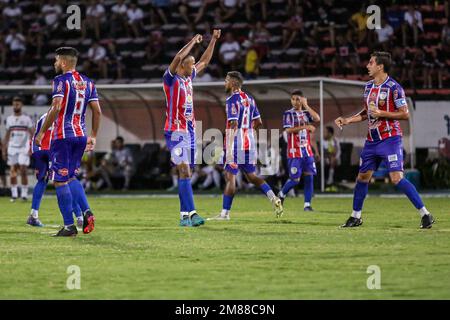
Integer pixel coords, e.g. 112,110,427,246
290,167,298,175
186,94,193,104
58,168,69,176
379,92,387,100
371,92,377,99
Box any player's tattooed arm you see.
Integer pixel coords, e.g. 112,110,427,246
335,108,367,129
196,29,221,73
35,97,63,146
225,120,238,164
169,34,203,75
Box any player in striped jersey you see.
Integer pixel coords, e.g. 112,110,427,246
27,113,84,228
163,29,221,227
277,90,320,211
335,51,434,229
2,96,34,202
35,47,102,237
208,71,283,221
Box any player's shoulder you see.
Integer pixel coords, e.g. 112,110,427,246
284,108,294,115
385,76,403,89
53,73,68,82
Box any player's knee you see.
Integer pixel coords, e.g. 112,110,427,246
390,172,403,185
357,172,371,183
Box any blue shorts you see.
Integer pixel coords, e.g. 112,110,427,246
50,136,87,182
288,156,317,179
359,136,403,173
32,150,50,181
224,151,256,175
164,130,196,168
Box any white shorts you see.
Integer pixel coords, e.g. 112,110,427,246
7,152,30,166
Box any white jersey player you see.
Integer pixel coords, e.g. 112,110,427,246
2,97,34,201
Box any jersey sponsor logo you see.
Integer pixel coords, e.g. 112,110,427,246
57,81,63,93
231,103,237,115
388,154,398,162
393,90,398,99
389,161,399,168
379,91,387,100
58,168,69,176
387,81,395,87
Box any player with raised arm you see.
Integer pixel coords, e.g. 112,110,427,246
208,71,283,221
163,29,221,227
35,47,102,237
2,97,34,202
335,51,434,229
277,90,320,211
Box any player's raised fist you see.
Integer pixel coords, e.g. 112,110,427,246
335,117,348,129
193,34,203,44
213,29,221,39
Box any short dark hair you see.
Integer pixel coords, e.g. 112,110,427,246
55,47,79,57
291,89,303,97
326,126,334,135
116,136,124,143
227,71,244,86
12,96,23,102
371,51,391,73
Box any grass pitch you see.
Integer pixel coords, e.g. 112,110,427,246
0,195,449,299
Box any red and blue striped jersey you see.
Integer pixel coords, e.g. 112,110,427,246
163,68,196,132
364,76,407,142
51,70,98,140
225,90,261,152
31,113,53,153
283,108,314,158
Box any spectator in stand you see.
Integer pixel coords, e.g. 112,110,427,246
422,47,435,89
348,5,368,45
311,4,336,47
110,0,128,37
248,21,270,61
178,0,203,29
402,5,424,47
245,0,267,22
105,40,124,79
432,42,446,89
386,4,404,39
41,0,62,35
145,30,165,64
27,21,44,59
219,31,241,74
32,70,48,106
0,32,6,67
98,137,135,191
330,34,359,76
442,18,450,46
82,0,106,40
375,18,394,52
5,26,26,66
243,40,259,79
219,0,239,22
193,0,217,25
127,1,144,38
84,42,108,79
299,37,323,76
2,0,22,32
282,6,304,51
150,0,172,25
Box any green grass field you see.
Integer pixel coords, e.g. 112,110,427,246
0,195,449,299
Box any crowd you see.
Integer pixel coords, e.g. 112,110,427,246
0,0,449,89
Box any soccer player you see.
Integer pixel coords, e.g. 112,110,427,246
277,90,320,211
209,71,283,221
2,96,34,202
163,29,221,227
27,113,84,228
35,47,102,237
335,51,435,229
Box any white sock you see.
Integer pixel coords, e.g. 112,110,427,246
328,168,334,185
31,209,39,218
419,206,430,217
304,202,311,208
21,185,28,199
180,211,188,219
172,175,178,187
279,191,286,198
11,185,18,198
266,190,276,201
351,210,362,219
220,209,229,217
188,210,197,218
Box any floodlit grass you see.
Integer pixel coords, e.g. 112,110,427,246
0,195,449,299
